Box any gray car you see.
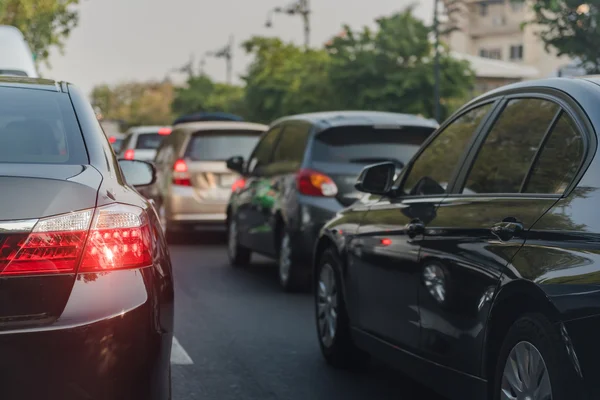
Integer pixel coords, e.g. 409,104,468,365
226,111,439,291
150,120,268,239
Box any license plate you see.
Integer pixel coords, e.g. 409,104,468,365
220,175,236,187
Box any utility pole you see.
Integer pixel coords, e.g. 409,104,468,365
433,0,441,123
207,35,234,84
266,0,311,49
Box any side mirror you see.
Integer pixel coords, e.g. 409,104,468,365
355,162,396,195
226,155,245,175
119,159,156,187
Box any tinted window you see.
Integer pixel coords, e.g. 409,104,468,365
463,99,559,194
524,112,584,194
135,133,163,149
0,87,87,164
185,131,261,161
312,126,435,168
273,123,311,164
403,104,493,195
247,126,282,174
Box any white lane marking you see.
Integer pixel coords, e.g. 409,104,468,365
171,336,194,365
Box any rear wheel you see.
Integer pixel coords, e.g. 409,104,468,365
278,229,308,292
316,248,369,369
227,218,251,267
493,314,574,400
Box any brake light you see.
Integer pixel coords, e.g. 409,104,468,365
172,158,191,186
80,204,152,272
158,127,172,136
0,204,152,276
108,136,117,144
231,178,246,192
124,149,135,160
296,169,338,197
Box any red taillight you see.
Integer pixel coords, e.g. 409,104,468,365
296,169,338,197
158,127,172,136
172,158,191,186
0,204,152,276
108,136,117,144
124,149,135,160
231,178,246,192
79,204,152,272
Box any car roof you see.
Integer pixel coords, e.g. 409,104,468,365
173,121,268,134
271,111,439,131
0,76,61,92
127,125,171,135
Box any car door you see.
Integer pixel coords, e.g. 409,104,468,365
348,102,497,351
418,95,574,376
236,125,283,253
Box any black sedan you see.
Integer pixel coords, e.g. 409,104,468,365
0,77,173,399
314,77,600,400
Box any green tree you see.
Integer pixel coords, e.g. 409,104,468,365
171,74,246,117
518,1,600,72
91,81,174,128
242,36,335,123
326,8,474,121
0,0,81,65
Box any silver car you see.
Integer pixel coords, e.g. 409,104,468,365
119,125,172,162
150,120,267,238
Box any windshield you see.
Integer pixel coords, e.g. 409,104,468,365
0,86,87,164
184,130,262,161
135,133,164,149
312,125,435,167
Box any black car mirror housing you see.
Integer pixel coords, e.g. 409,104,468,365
355,162,396,195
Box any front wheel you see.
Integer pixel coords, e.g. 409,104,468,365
227,218,251,267
316,248,369,369
493,314,577,400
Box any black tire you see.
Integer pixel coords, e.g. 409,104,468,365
277,228,309,292
492,313,578,400
316,247,369,369
227,217,251,267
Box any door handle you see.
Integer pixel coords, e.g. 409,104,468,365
406,219,425,238
491,217,524,241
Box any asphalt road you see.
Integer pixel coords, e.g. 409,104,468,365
169,234,445,400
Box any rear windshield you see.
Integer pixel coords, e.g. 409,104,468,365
312,126,435,167
135,133,163,149
184,130,262,161
0,87,87,164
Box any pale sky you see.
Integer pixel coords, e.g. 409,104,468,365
40,0,433,96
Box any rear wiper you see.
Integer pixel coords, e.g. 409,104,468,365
348,157,404,169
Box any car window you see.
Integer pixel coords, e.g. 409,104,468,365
0,87,87,164
312,125,435,168
247,126,282,175
273,122,311,167
135,133,164,150
403,103,493,196
185,130,262,161
524,112,584,194
463,99,559,194
120,134,133,153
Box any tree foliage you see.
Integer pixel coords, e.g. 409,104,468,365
0,0,81,65
91,81,174,128
171,74,246,117
521,1,600,72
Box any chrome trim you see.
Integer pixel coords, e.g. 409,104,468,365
0,219,38,233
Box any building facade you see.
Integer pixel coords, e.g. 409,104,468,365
444,0,573,79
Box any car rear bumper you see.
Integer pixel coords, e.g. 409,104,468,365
168,185,228,224
0,267,174,400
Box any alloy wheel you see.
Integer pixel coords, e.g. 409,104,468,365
501,341,552,400
317,263,338,348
